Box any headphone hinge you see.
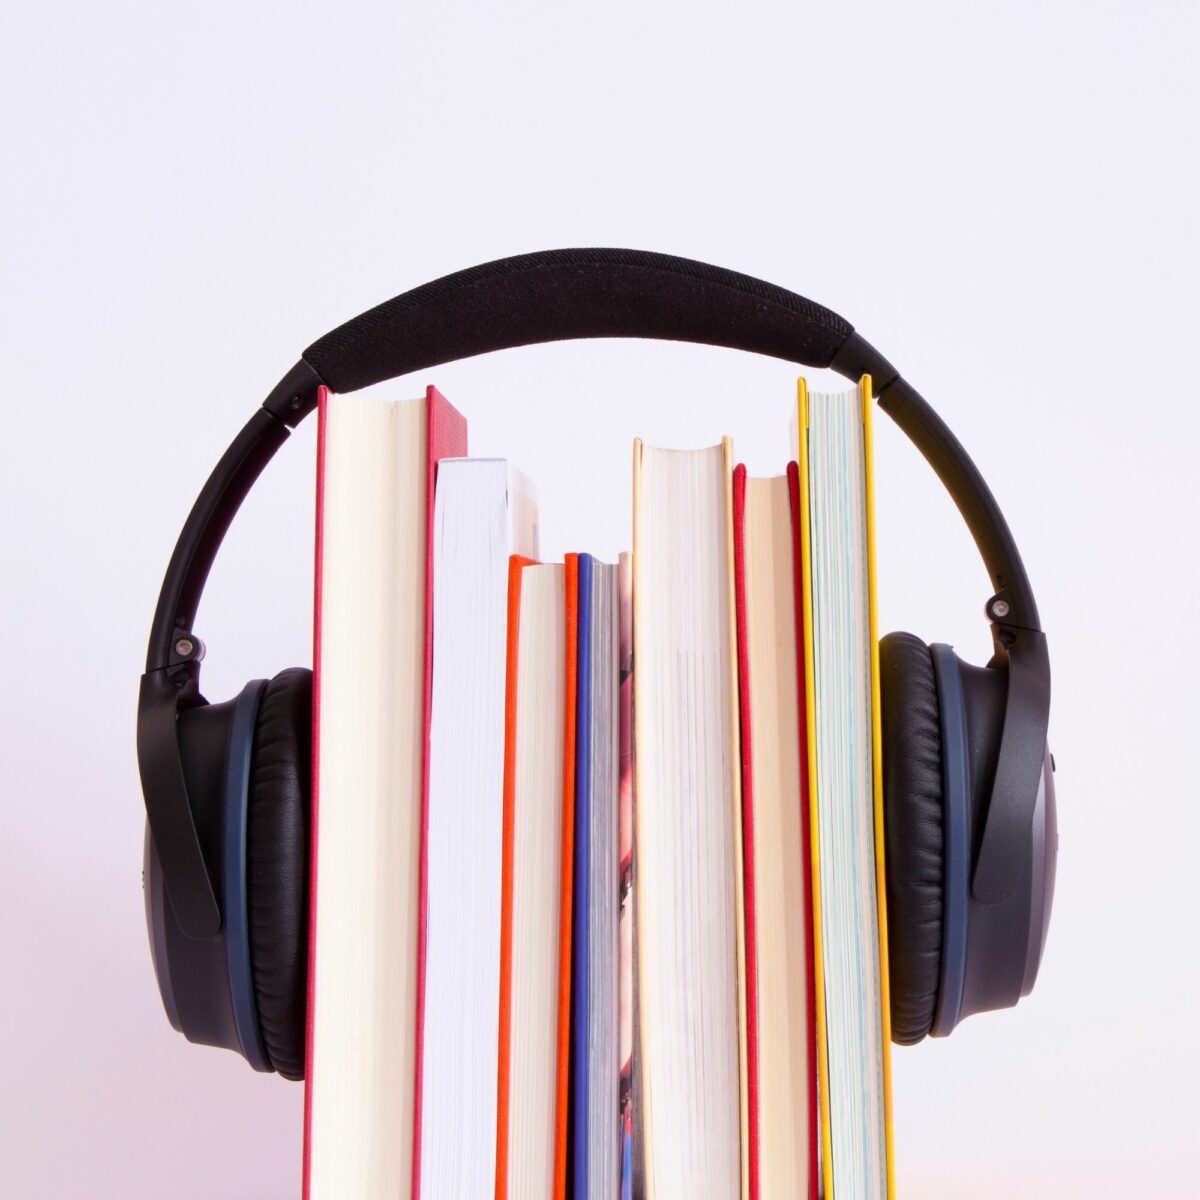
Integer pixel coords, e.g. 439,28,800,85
138,669,222,939
262,360,325,427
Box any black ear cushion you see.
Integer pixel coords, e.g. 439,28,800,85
246,667,312,1080
879,633,944,1046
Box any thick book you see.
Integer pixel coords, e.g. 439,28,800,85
495,556,575,1200
632,438,747,1200
418,459,538,1199
732,463,818,1200
795,378,895,1200
572,553,621,1200
305,385,465,1200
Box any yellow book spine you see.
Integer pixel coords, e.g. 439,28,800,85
861,377,896,1198
795,378,835,1200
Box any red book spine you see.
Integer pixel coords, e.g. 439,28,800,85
732,464,760,1200
412,387,467,1200
301,385,331,1200
786,461,819,1200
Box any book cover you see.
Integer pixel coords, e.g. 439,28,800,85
617,552,636,1200
412,387,468,1200
495,555,533,1200
301,385,330,1200
572,554,593,1200
555,554,579,1200
860,380,897,1198
730,464,760,1200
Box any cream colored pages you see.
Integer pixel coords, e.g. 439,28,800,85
633,438,742,1200
309,395,426,1200
508,566,566,1200
743,475,811,1199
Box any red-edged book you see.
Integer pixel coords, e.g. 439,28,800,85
305,385,465,1200
732,461,819,1200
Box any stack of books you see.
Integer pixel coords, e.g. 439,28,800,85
303,377,894,1200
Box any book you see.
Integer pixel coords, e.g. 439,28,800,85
306,385,465,1200
795,378,895,1200
418,459,538,1199
616,552,637,1200
632,438,746,1200
572,553,621,1200
496,556,576,1200
413,390,470,1197
732,463,818,1200
305,379,897,1200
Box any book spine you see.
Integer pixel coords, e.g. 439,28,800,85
786,460,820,1200
412,386,467,1200
572,555,593,1200
795,380,834,1200
300,386,330,1200
553,555,579,1200
731,464,760,1200
617,552,637,1200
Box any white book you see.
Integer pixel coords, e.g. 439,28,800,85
796,380,892,1200
420,459,538,1199
307,392,432,1200
579,556,621,1200
500,561,567,1200
739,468,815,1199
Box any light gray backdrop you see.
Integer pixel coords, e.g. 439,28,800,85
2,2,1197,1196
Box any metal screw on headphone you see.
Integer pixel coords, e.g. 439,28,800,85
171,634,205,662
989,597,1010,620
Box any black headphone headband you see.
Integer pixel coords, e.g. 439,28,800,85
303,247,855,394
140,248,1048,942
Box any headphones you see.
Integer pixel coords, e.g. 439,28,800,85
137,247,1057,1078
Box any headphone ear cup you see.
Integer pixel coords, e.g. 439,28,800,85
879,632,944,1046
246,666,312,1080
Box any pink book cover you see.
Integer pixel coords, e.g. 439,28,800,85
302,385,466,1200
731,464,760,1200
301,384,330,1200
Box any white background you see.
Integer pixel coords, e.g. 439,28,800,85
2,2,1198,1197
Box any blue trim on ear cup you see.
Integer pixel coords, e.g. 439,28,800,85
930,644,970,1038
223,679,271,1072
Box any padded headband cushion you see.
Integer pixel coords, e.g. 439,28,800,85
879,632,945,1045
246,667,312,1080
301,248,855,393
